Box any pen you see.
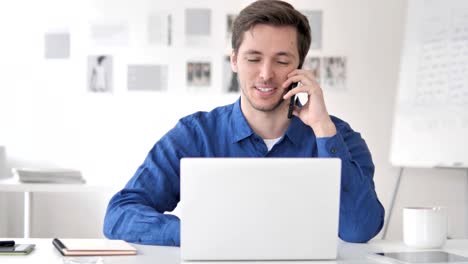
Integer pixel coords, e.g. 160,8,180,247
0,240,15,247
52,238,67,255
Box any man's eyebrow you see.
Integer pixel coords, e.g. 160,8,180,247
243,50,294,57
276,51,294,57
243,49,262,55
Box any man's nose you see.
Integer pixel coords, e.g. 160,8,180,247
259,61,274,81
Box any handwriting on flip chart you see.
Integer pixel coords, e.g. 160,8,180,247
413,8,468,106
390,0,468,167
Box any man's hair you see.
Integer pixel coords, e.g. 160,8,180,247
231,0,311,68
97,55,106,64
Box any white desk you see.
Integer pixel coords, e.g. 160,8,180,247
0,178,116,238
1,239,468,264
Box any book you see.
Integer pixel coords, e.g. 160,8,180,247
13,168,85,184
52,238,137,256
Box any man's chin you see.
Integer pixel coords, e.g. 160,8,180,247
251,99,286,112
240,89,287,113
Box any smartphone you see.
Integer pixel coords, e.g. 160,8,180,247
287,82,298,119
369,251,468,263
0,244,35,255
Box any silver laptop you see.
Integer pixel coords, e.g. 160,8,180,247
180,158,341,261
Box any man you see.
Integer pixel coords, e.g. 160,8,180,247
103,0,384,246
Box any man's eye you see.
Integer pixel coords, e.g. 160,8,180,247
247,58,260,62
278,61,289,65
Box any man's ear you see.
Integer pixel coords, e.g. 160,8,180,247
230,51,238,73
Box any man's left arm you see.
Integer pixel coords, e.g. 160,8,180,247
315,119,384,243
283,70,384,243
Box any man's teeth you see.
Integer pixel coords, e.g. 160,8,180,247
257,87,274,92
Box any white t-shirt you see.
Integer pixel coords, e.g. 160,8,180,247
263,137,282,152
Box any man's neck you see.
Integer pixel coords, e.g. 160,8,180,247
241,101,291,140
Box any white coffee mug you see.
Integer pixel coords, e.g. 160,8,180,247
403,206,447,249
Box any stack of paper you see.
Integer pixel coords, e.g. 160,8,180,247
53,238,137,256
12,168,85,184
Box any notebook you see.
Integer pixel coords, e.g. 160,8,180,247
180,157,342,261
52,238,137,256
13,168,85,184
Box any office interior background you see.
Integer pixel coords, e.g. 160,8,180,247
0,0,467,240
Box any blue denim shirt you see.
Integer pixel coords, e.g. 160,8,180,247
103,99,384,246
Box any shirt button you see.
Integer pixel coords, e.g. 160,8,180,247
254,138,260,142
330,148,337,154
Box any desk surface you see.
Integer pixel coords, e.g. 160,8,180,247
2,238,468,264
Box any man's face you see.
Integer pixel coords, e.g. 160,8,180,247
231,24,300,114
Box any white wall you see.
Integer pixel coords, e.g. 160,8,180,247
0,0,466,240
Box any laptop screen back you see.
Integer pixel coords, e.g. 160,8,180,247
180,158,341,261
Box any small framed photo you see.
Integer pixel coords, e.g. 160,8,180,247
128,64,168,91
301,10,322,50
87,55,113,93
322,57,346,90
223,56,239,93
185,8,211,46
303,57,321,83
187,62,211,87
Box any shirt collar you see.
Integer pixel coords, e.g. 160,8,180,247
230,98,254,143
229,98,315,145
